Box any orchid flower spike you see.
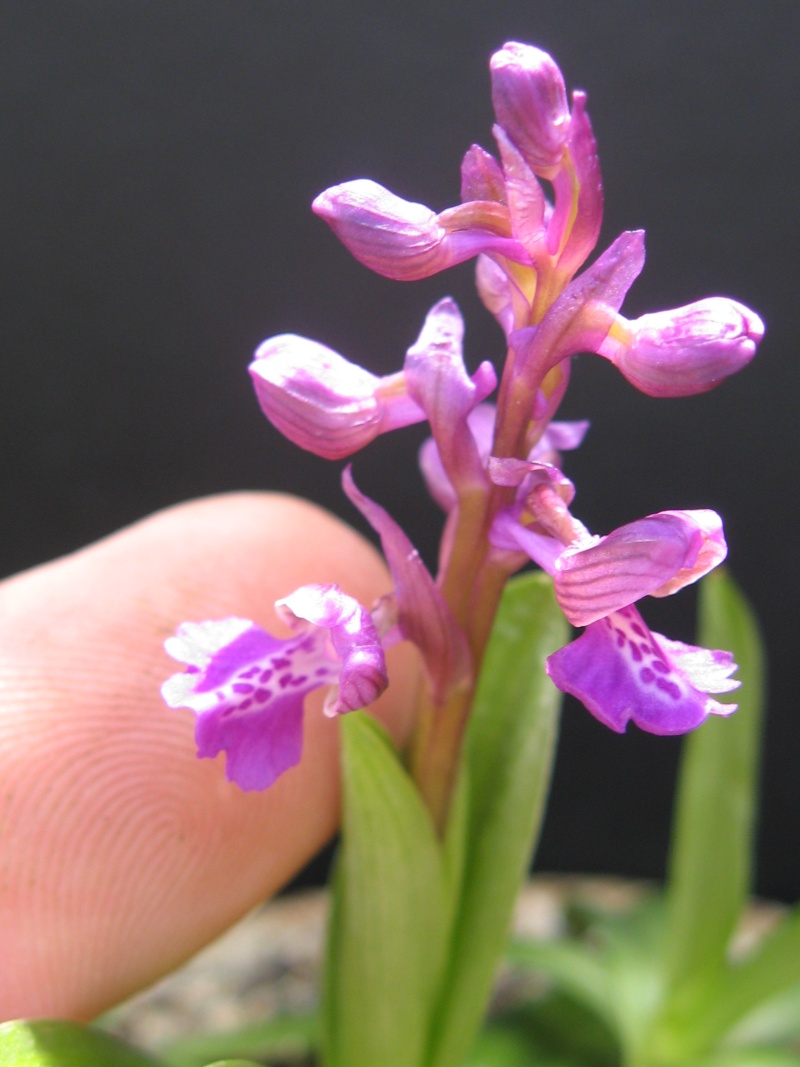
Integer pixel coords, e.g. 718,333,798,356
162,584,387,790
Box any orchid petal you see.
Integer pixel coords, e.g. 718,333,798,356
492,124,547,258
276,584,388,716
489,509,564,573
546,605,737,735
547,91,603,275
250,334,425,459
554,510,727,627
342,467,471,702
490,42,570,178
475,254,519,336
460,144,507,204
598,298,764,397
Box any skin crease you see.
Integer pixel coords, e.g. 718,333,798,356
0,493,418,1022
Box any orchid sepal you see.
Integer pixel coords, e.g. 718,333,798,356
554,509,728,627
342,467,472,703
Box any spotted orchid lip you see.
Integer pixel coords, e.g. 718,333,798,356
547,605,738,736
162,584,387,791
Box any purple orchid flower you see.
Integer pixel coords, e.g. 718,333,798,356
597,297,764,397
162,584,387,790
312,179,532,281
491,492,738,734
249,298,494,464
249,333,426,461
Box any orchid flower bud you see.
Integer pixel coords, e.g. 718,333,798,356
490,42,570,178
599,297,764,397
249,334,424,460
313,179,528,281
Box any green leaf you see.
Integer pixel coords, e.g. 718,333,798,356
0,1020,164,1067
465,997,619,1067
158,1011,318,1067
649,569,766,1057
663,569,765,996
685,1050,800,1067
427,572,568,1067
726,981,800,1046
321,712,448,1067
509,894,668,1061
683,908,800,1053
506,937,614,1030
199,1061,264,1067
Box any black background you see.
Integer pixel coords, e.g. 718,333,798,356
1,2,798,899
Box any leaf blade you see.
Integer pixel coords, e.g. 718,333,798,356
428,572,568,1067
322,712,448,1067
664,569,765,991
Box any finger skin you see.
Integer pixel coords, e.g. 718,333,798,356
0,493,417,1021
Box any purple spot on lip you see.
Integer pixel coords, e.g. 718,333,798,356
279,673,293,689
232,682,254,694
631,623,646,638
652,660,669,674
254,688,272,703
616,633,626,648
630,644,642,662
238,666,260,679
238,698,253,711
260,669,273,683
640,667,655,685
291,675,308,687
656,677,681,700
272,657,291,670
299,637,316,652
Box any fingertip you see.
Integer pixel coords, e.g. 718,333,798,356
0,493,418,1018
